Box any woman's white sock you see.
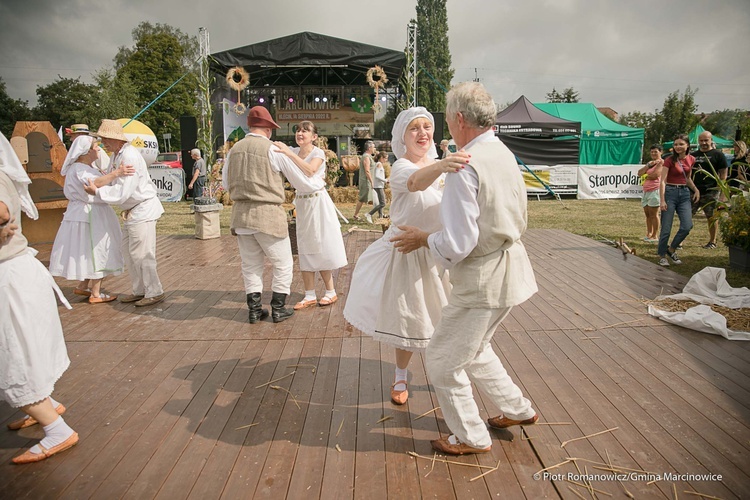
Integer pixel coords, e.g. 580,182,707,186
394,368,408,392
29,416,74,454
304,290,317,301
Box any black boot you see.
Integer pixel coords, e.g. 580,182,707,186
246,292,269,324
270,292,294,323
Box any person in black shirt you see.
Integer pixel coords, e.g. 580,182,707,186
690,131,728,248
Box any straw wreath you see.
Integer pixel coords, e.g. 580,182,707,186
226,66,250,115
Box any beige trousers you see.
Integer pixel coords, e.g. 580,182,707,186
237,233,293,294
425,304,535,449
122,220,163,298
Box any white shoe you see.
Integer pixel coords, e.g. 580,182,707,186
365,214,373,224
658,257,669,267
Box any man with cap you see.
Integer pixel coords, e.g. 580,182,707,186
83,119,165,307
67,124,110,172
222,106,297,323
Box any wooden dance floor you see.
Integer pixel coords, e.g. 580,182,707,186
2,229,748,499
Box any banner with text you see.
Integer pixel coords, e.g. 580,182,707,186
276,109,374,138
148,165,186,202
520,164,579,195
576,164,642,199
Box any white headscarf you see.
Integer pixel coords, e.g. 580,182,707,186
390,106,439,160
0,131,38,220
61,135,95,176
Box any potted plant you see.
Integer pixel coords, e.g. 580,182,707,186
718,191,750,270
706,160,750,271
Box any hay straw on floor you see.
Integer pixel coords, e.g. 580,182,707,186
648,298,750,331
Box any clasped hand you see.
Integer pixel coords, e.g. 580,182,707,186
390,225,429,254
437,150,471,173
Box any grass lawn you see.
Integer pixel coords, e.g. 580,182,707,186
158,197,749,289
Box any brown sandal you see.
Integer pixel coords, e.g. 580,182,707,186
89,293,117,304
73,288,92,297
318,295,338,306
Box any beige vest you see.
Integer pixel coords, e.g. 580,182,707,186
227,135,288,238
449,140,538,308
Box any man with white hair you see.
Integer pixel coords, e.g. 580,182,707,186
84,119,165,307
188,148,206,199
392,82,539,455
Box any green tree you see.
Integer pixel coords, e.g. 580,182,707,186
546,86,579,103
652,86,699,145
115,22,199,150
33,76,95,130
414,0,453,113
78,69,140,127
703,109,746,140
0,78,32,137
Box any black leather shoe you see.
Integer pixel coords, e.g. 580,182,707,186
246,292,269,324
270,292,294,323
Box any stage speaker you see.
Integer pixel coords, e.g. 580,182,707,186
432,112,445,145
180,116,197,198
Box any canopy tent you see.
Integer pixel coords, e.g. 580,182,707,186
495,95,580,165
211,31,405,91
535,103,644,164
662,124,734,151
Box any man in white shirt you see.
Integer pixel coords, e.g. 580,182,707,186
84,119,165,307
392,82,539,455
222,106,297,323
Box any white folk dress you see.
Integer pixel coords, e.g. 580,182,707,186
0,170,71,408
287,146,347,272
48,162,123,280
343,159,451,350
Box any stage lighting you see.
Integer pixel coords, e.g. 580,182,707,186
288,97,294,103
315,97,321,102
258,96,265,103
322,97,328,102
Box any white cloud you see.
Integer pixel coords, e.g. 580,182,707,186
1,0,748,115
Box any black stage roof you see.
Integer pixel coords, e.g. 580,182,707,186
211,31,406,88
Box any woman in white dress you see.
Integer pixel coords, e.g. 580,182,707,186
273,121,348,308
1,131,77,464
343,107,469,405
49,135,129,303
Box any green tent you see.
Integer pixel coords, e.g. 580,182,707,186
662,124,734,151
535,103,644,164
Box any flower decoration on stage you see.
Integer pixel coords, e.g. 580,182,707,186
367,65,388,113
226,66,250,115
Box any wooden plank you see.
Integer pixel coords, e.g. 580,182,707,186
318,337,360,499
86,341,219,498
220,339,304,498
32,341,189,500
185,340,282,500
352,337,387,500
152,340,253,499
251,338,323,498
285,337,343,498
